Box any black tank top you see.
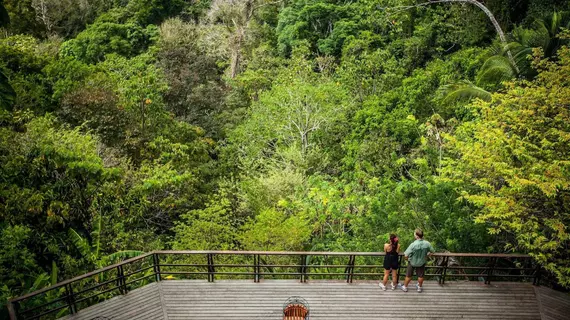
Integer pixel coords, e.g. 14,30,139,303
386,243,398,255
384,243,399,269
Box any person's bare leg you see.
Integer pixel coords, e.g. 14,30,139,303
391,269,398,286
383,269,390,286
404,276,412,287
418,277,424,287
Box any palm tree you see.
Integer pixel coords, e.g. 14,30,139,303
475,41,534,89
441,11,569,104
438,45,526,104
516,11,570,59
389,0,519,72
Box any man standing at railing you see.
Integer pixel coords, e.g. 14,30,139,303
401,228,435,293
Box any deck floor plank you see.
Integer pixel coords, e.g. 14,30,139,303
535,286,570,320
59,280,569,320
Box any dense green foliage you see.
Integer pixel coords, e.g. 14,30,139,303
443,44,570,285
2,0,570,314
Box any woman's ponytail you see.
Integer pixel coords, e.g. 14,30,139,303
389,234,398,253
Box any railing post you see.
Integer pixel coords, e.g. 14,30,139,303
486,257,496,285
207,253,215,282
533,263,542,286
304,255,309,283
65,283,77,314
7,301,18,320
116,265,122,294
345,255,355,283
397,255,403,283
117,265,128,294
350,255,356,283
153,253,161,282
254,254,260,283
441,256,449,285
300,255,307,283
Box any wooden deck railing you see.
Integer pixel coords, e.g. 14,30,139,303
7,250,541,320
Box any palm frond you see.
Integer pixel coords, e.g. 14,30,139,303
476,55,516,86
68,228,93,261
533,11,570,57
51,261,58,285
515,25,549,50
484,41,504,57
502,42,534,77
502,41,528,55
28,273,50,293
439,80,492,104
548,11,563,36
92,214,102,260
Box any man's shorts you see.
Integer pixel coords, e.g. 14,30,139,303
406,264,426,278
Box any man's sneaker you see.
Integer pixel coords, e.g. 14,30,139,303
416,283,423,293
391,283,396,290
400,285,408,292
379,282,387,291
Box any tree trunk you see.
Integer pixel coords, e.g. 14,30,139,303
455,0,519,73
140,98,146,135
230,27,244,78
399,0,519,73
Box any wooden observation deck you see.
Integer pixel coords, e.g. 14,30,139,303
7,251,570,320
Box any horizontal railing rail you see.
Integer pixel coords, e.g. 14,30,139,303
7,250,541,320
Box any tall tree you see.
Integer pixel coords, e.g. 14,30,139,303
390,0,518,72
441,11,570,104
443,44,570,286
208,0,281,78
157,18,226,134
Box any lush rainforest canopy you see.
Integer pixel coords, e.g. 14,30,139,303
1,0,570,314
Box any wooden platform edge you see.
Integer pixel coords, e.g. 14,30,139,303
534,286,546,320
157,282,170,320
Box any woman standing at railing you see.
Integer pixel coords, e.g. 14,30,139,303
379,234,400,290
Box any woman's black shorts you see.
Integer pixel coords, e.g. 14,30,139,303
383,255,399,270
